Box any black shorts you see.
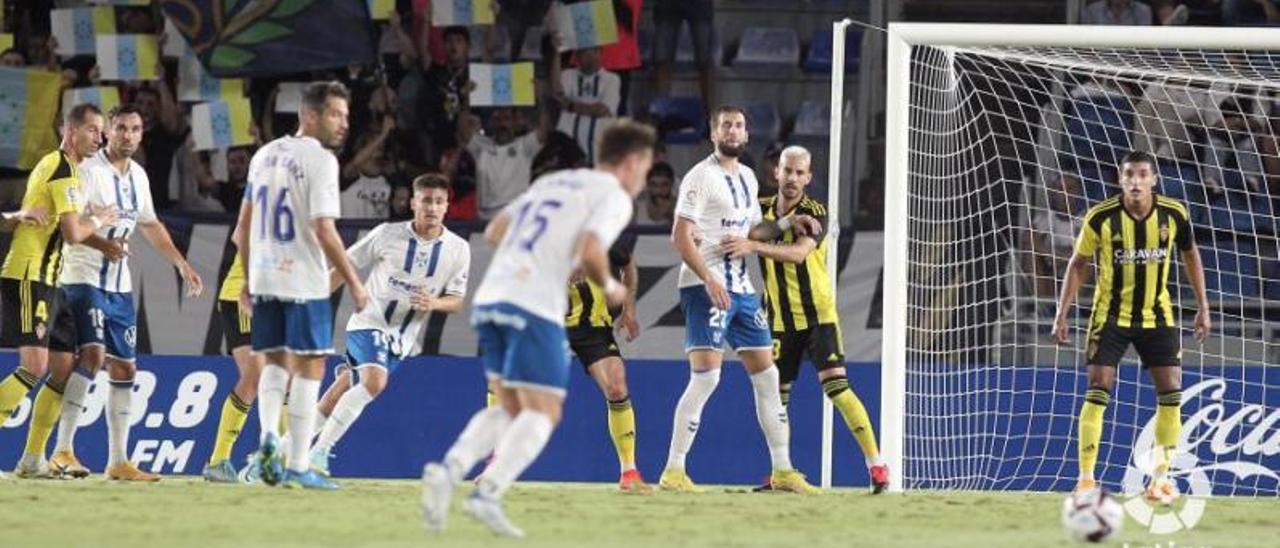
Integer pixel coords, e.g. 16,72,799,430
218,300,252,353
46,287,77,354
1087,324,1181,368
773,324,845,385
0,278,59,348
567,326,622,372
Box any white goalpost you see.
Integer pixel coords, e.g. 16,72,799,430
879,23,1280,495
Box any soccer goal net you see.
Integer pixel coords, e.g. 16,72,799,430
881,24,1280,496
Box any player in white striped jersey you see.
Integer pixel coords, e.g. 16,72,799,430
25,105,203,481
232,81,369,490
659,105,821,494
308,174,471,475
421,121,656,538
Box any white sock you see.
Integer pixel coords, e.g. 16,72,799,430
665,368,720,470
54,369,93,454
313,385,374,454
477,410,554,500
312,410,328,443
257,364,288,443
285,377,321,473
443,405,513,483
107,379,133,467
749,366,792,471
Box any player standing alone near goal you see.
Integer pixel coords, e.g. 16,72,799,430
1052,150,1211,503
233,81,369,490
421,120,655,538
721,144,889,493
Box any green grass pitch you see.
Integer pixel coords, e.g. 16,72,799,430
0,478,1275,547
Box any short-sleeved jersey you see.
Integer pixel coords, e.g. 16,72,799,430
60,150,157,293
346,222,471,357
1,150,85,284
218,252,245,302
244,135,341,300
473,168,633,324
565,233,636,329
1074,195,1194,329
673,155,762,294
758,193,837,332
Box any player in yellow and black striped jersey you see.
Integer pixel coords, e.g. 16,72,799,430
563,233,651,492
204,249,270,482
0,104,119,460
1053,150,1211,501
722,145,888,493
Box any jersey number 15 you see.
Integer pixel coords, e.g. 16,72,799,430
508,199,563,251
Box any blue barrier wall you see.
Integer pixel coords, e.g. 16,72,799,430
0,354,882,487
4,355,1275,495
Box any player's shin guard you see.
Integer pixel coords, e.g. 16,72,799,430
822,376,883,466
107,379,133,468
748,367,792,471
210,393,250,464
444,405,513,483
1078,388,1110,482
257,364,289,443
51,369,91,454
478,410,554,499
0,369,38,419
314,384,374,454
607,397,637,473
1154,390,1182,477
285,377,321,473
24,382,63,456
666,368,720,470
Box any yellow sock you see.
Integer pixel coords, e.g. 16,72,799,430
607,397,637,472
486,389,498,407
24,384,62,456
822,377,880,462
0,369,39,420
1078,388,1110,481
1154,390,1182,476
210,393,251,464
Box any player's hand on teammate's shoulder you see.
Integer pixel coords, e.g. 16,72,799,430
720,235,756,259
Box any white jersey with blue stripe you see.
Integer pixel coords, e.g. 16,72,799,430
472,168,633,324
59,150,157,293
674,154,762,294
346,222,470,357
245,135,342,300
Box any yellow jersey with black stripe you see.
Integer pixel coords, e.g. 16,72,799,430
1,150,84,284
564,233,637,329
1074,194,1193,329
218,252,246,302
759,194,838,332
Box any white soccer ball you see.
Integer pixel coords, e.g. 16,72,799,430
1061,487,1125,543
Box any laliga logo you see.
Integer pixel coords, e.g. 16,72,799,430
1121,378,1280,535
